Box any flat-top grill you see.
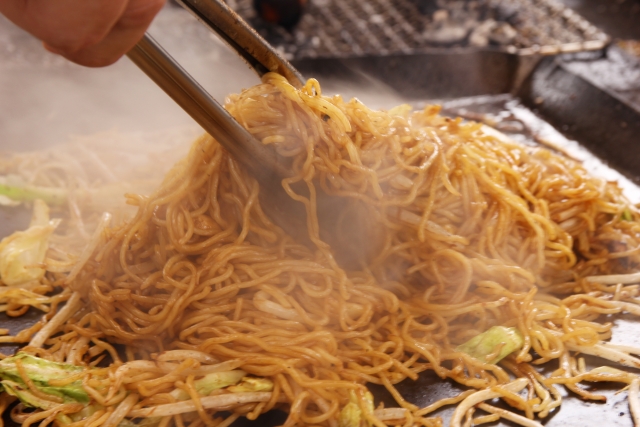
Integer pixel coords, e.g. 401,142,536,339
228,0,609,59
2,2,640,427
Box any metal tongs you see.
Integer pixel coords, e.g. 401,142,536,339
127,0,375,267
126,0,313,240
126,0,303,184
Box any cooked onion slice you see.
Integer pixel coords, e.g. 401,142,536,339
566,342,640,369
450,379,528,427
586,272,640,285
477,403,543,427
128,392,281,418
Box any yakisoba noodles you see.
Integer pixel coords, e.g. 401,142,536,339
1,72,640,427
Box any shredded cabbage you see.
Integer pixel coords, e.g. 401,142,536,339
227,376,274,393
169,370,247,400
0,353,89,409
338,390,374,427
0,199,59,286
457,326,524,364
0,175,67,206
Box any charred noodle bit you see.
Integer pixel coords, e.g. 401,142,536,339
2,73,640,426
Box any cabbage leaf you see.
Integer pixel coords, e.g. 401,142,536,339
0,352,89,409
456,326,524,364
0,199,60,286
0,175,67,206
338,390,374,427
227,376,274,393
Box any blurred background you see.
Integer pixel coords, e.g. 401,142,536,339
0,0,638,153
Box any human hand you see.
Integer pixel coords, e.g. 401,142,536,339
0,0,166,67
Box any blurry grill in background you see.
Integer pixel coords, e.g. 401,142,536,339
252,0,307,31
227,0,609,59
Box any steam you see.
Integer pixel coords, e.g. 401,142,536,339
0,6,256,153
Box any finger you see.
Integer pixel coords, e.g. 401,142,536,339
0,0,128,53
50,0,166,67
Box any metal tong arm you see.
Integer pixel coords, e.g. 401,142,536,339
175,0,304,88
127,34,289,181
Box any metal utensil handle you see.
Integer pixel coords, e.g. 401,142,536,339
175,0,304,88
127,33,289,181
